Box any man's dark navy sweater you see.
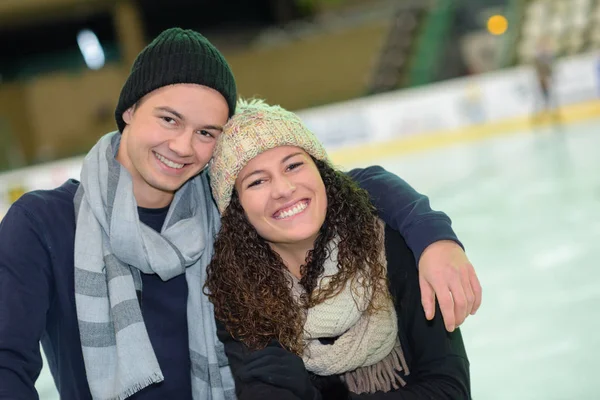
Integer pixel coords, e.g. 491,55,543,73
0,166,460,400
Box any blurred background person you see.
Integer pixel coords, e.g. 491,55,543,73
532,35,561,123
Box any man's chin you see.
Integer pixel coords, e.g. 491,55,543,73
147,171,202,194
149,179,187,194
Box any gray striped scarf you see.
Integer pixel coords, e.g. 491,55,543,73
74,132,235,400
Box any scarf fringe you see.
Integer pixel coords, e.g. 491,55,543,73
341,340,410,394
107,372,164,400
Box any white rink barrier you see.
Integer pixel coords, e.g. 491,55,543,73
298,51,600,151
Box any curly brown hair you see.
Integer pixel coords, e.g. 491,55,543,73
204,159,389,355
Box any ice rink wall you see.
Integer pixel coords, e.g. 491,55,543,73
2,50,600,220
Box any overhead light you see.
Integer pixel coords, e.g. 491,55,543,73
77,29,105,70
487,15,508,36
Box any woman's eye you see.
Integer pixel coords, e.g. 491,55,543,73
287,162,303,171
161,116,176,124
247,179,264,188
198,130,214,138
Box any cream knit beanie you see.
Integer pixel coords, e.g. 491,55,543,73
209,98,330,213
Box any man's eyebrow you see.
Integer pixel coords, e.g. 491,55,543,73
202,124,224,132
155,106,184,121
155,107,223,131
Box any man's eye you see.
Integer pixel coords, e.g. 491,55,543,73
161,116,176,124
198,130,214,138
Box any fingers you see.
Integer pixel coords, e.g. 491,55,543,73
449,275,468,329
460,263,475,318
418,241,482,330
434,280,457,332
468,263,483,315
419,275,436,320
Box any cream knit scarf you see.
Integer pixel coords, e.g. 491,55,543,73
290,222,410,394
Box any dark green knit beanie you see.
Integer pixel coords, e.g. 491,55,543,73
115,27,237,132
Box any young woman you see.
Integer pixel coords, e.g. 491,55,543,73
205,99,471,399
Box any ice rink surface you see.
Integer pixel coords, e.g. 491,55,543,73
344,119,600,400
36,118,600,399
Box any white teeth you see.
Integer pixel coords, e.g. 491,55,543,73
276,201,307,219
155,152,184,169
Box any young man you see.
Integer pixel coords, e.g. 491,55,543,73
0,28,481,400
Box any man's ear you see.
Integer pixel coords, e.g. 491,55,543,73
123,106,134,124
